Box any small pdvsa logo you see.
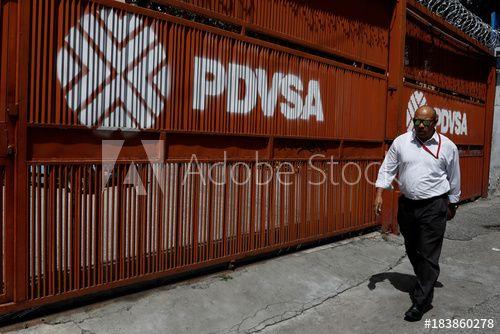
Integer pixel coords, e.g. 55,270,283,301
56,9,169,130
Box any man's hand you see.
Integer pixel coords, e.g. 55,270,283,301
374,188,384,216
374,194,383,216
447,204,457,221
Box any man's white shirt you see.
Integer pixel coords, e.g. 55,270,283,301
375,130,461,203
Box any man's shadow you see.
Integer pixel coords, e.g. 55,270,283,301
368,272,443,299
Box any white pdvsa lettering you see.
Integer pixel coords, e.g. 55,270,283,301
192,57,324,121
435,108,468,135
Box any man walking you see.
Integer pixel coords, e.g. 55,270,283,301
374,105,461,321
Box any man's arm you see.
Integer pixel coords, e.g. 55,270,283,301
446,144,461,220
374,140,400,215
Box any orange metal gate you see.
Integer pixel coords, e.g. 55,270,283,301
0,0,496,316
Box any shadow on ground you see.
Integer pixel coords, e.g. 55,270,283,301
368,272,443,294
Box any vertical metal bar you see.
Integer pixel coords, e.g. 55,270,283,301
29,165,35,299
48,165,55,296
290,162,297,242
222,164,229,256
125,169,131,278
74,166,81,291
57,166,62,294
235,166,242,254
192,164,199,263
97,165,103,286
88,166,93,286
13,0,31,304
81,166,87,289
63,165,69,293
132,168,138,277
110,164,116,281
140,165,147,275
481,66,496,198
36,166,41,298
0,166,4,295
117,165,124,280
157,163,164,272
249,163,256,251
268,163,276,246
318,161,325,237
386,0,406,139
104,165,109,284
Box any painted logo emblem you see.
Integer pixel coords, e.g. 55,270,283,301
56,9,169,130
406,91,427,132
406,90,468,136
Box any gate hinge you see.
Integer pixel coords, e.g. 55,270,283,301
6,103,19,117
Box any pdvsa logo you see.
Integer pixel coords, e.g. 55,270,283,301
192,57,324,121
406,91,468,136
56,10,169,130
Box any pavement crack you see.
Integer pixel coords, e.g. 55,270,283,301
219,253,407,334
217,300,301,334
44,303,134,329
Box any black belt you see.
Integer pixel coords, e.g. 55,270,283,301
400,193,448,205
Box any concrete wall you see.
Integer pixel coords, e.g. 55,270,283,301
489,71,500,195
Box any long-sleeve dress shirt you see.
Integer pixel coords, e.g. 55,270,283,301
375,130,461,203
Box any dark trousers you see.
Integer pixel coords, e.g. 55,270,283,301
397,194,448,307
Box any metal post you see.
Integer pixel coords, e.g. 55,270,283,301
13,0,30,303
382,0,407,234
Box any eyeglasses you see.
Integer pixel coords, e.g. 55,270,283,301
413,118,434,127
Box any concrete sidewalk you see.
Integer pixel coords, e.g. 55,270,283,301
3,195,500,334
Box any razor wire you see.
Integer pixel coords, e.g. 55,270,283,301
416,0,499,48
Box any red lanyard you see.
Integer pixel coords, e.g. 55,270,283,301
417,133,441,159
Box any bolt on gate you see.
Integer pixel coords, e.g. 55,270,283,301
0,0,496,315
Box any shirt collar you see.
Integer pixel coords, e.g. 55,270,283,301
412,129,439,144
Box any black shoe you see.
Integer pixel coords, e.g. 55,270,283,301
404,303,433,322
